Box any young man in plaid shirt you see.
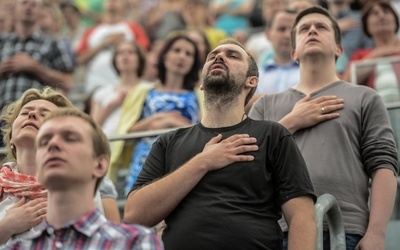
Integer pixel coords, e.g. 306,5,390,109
2,108,163,250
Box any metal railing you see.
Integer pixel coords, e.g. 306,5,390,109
107,127,184,142
0,127,184,156
386,102,400,110
350,56,400,85
315,194,346,250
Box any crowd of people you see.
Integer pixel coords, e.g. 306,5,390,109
0,0,399,249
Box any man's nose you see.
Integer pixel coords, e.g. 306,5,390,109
47,136,61,152
215,53,224,62
308,25,317,34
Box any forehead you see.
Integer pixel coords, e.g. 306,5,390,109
39,116,92,137
22,99,58,111
296,13,332,28
369,3,392,13
172,39,194,48
168,39,196,53
210,43,247,56
272,12,296,26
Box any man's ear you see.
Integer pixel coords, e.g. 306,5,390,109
93,155,109,179
246,76,258,89
335,44,344,59
291,49,298,62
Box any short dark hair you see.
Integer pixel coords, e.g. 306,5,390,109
290,6,342,60
216,38,259,106
112,40,146,77
157,34,201,91
267,8,298,29
361,0,399,38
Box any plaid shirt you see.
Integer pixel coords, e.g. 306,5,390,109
0,32,74,111
2,209,163,250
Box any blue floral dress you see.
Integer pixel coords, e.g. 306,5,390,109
125,89,200,194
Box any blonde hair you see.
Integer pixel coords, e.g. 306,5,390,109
1,87,74,162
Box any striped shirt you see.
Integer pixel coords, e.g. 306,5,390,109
0,32,73,111
256,59,300,94
2,209,163,250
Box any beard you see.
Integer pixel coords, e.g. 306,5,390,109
202,65,246,107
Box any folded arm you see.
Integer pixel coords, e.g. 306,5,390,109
0,54,73,92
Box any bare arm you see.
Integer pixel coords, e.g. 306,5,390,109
31,63,73,92
355,168,397,250
282,196,317,250
123,134,258,226
128,111,192,133
90,100,110,127
91,90,127,126
0,197,47,244
101,197,121,223
279,95,344,134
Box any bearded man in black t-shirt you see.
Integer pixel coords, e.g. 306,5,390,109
123,38,317,250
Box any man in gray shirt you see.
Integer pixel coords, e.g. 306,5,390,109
250,6,399,250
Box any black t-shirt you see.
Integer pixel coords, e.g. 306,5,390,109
132,118,316,250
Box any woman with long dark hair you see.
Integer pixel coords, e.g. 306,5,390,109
109,34,204,194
